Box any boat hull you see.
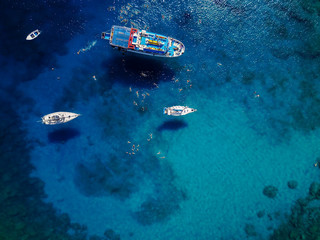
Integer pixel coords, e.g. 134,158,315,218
41,112,80,125
127,49,172,58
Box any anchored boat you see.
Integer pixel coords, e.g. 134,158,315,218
41,112,80,125
101,26,185,57
163,106,197,116
26,29,41,40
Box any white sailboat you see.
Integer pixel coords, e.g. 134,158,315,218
41,112,80,125
163,106,197,116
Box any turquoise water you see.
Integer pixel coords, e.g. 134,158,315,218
1,0,320,239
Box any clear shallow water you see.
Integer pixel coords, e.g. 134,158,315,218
2,0,320,239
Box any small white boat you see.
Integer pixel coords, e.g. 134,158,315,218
41,112,80,125
163,106,197,116
26,29,41,40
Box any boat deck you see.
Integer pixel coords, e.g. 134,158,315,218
110,26,131,48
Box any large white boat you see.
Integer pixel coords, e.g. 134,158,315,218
41,112,80,125
26,29,41,40
163,106,197,116
101,26,185,57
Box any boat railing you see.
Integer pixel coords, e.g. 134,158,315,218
128,28,138,49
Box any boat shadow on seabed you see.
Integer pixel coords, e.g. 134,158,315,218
157,120,188,131
48,128,80,143
101,54,176,89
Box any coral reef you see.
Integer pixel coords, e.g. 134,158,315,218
257,210,266,218
134,196,178,225
104,229,120,240
270,182,320,240
74,155,137,200
263,185,278,199
309,182,320,199
133,157,186,225
244,223,257,237
287,180,298,190
74,150,186,225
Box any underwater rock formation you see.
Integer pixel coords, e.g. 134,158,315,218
179,11,193,26
270,182,320,240
104,229,120,240
133,194,183,225
74,156,137,200
287,180,298,189
133,156,186,225
257,210,265,218
244,223,257,237
263,185,278,199
309,182,320,199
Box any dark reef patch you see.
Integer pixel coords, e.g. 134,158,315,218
133,185,186,225
309,182,320,199
157,120,188,131
133,158,186,225
263,185,278,199
48,128,80,143
257,210,265,218
241,71,255,85
171,2,195,28
270,182,320,240
73,144,187,225
213,0,247,16
288,79,320,132
270,48,293,60
244,223,257,237
175,10,193,26
74,155,137,200
54,65,109,109
101,54,175,89
103,229,121,240
213,0,228,8
133,196,178,225
287,180,298,189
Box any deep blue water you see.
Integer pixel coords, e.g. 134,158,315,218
1,0,320,239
